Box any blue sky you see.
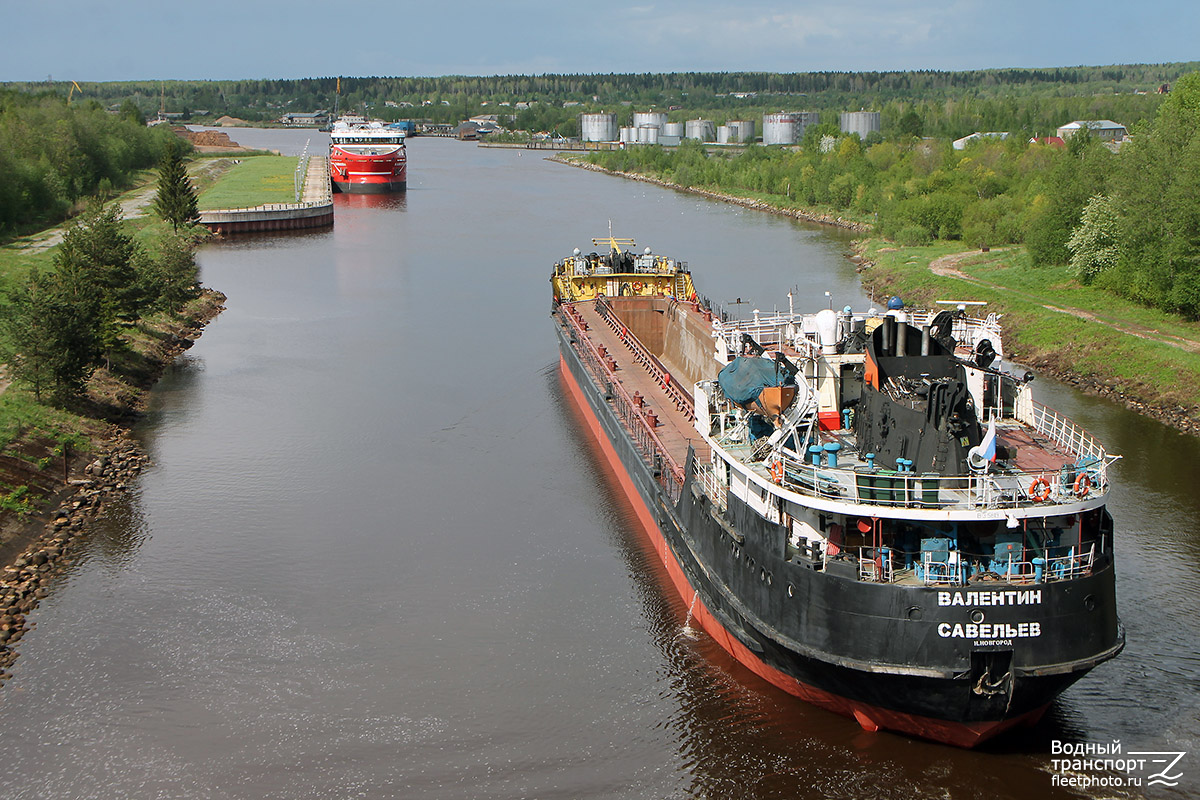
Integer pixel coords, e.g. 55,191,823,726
1,0,1196,82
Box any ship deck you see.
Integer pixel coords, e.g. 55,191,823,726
569,301,709,470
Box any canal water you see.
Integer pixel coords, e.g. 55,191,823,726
0,133,1196,799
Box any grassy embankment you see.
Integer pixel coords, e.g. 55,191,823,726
0,155,241,524
196,155,299,209
856,240,1200,431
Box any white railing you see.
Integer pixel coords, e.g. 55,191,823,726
695,463,728,513
905,310,1004,357
295,139,310,202
711,312,821,360
858,547,895,583
986,556,1038,583
710,309,1003,362
768,450,1108,512
851,543,1096,586
919,550,966,586
1045,544,1095,580
1022,400,1109,465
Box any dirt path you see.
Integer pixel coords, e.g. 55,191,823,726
929,249,1200,354
8,159,232,256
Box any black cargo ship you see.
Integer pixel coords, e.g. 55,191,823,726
551,239,1123,747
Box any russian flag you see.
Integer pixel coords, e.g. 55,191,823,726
969,418,998,470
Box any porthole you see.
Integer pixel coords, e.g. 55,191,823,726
787,583,796,598
1085,595,1097,612
970,609,985,623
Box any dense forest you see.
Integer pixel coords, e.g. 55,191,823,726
0,89,179,234
6,62,1195,136
586,72,1200,318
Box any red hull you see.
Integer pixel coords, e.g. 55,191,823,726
329,144,407,194
558,353,1047,748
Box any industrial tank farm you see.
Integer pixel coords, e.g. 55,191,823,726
576,108,876,147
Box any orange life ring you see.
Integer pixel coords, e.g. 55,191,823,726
770,462,784,484
1029,476,1052,502
632,281,643,292
1073,472,1091,497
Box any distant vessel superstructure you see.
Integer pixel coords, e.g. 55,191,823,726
329,117,406,193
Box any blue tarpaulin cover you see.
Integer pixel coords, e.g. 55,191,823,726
717,356,791,406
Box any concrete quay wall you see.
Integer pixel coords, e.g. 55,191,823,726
200,155,333,235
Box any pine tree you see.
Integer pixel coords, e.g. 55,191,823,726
142,232,201,312
0,269,104,405
153,140,199,232
55,204,146,321
0,271,55,402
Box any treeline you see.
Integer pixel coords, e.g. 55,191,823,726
0,203,202,405
8,61,1196,129
0,89,179,235
585,72,1200,318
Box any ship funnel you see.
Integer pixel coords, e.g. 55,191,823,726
814,309,839,355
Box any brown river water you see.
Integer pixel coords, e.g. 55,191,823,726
0,131,1196,799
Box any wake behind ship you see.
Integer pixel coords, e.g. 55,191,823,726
329,117,407,193
550,237,1123,747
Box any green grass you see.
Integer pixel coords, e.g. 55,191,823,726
858,239,1200,412
949,248,1200,340
197,155,299,210
0,391,94,454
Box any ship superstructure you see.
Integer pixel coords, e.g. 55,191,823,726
329,118,407,193
551,240,1123,747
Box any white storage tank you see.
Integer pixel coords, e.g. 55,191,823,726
633,111,667,130
840,111,881,139
762,112,798,145
636,125,660,144
685,119,715,142
716,125,731,144
619,127,637,144
728,119,756,143
579,112,618,142
662,121,685,138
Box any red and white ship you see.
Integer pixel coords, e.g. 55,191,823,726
329,117,407,193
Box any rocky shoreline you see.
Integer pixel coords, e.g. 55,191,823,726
0,288,225,681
